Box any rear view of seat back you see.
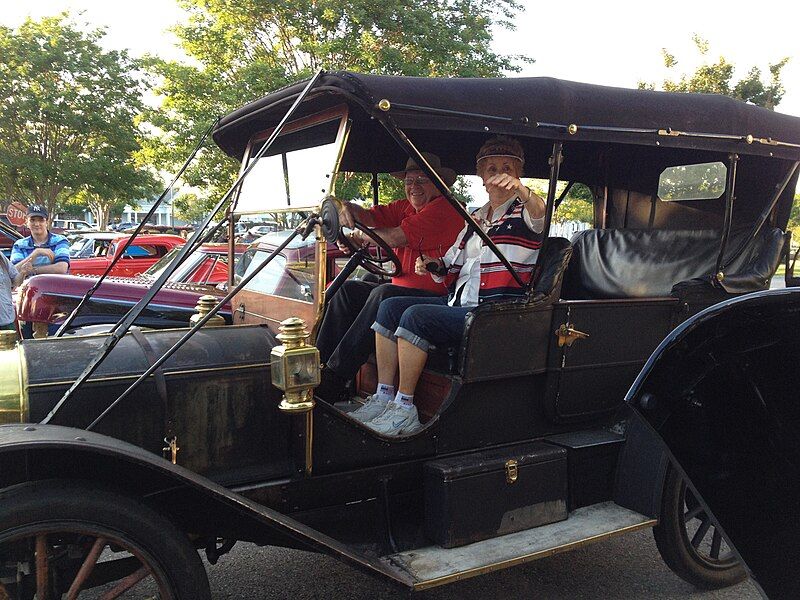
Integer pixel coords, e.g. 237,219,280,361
561,227,784,300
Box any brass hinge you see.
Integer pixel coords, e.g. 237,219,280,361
505,459,518,484
163,436,180,464
555,323,590,347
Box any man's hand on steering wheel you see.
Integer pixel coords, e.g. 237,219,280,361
337,221,402,278
336,229,368,254
319,196,401,278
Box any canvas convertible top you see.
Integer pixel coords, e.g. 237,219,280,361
213,71,800,170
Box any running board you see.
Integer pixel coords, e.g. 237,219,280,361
383,501,656,591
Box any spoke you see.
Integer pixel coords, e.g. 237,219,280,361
710,528,723,559
691,517,712,549
684,503,704,522
67,537,108,600
99,565,151,600
35,534,49,600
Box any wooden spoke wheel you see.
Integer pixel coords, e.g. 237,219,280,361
0,480,210,599
654,466,747,589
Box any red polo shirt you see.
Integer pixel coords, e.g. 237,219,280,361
370,196,463,293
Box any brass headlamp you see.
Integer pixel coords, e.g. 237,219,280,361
0,331,28,424
270,317,320,412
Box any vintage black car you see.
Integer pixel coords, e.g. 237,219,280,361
0,71,798,598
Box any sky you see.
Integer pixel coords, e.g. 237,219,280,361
3,1,798,118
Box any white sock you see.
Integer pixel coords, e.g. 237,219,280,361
375,383,395,403
394,392,415,410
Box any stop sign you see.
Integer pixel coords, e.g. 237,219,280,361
6,201,27,227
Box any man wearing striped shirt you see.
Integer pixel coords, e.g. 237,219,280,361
10,205,71,278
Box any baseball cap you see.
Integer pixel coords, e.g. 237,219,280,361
476,135,525,166
26,205,48,219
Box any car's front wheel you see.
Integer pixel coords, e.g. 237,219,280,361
0,479,211,599
654,465,747,589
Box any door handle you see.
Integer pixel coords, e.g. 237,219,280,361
555,323,589,347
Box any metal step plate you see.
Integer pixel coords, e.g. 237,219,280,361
383,501,655,591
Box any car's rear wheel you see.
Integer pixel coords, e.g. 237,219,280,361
654,465,747,589
0,479,211,599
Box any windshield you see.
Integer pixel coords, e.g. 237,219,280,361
144,248,207,281
234,216,317,303
234,111,347,214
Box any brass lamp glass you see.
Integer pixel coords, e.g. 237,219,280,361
270,317,320,413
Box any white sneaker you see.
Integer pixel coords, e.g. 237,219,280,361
367,403,420,436
349,395,389,423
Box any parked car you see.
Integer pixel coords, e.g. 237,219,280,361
0,219,22,258
67,231,121,258
248,222,279,237
51,219,93,231
15,243,245,334
68,233,185,277
109,220,137,231
0,72,797,598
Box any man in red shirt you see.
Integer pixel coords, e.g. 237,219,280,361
316,153,463,399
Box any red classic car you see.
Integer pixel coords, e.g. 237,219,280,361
68,233,185,277
16,243,243,335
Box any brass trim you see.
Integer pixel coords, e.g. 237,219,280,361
0,342,29,423
411,519,657,591
28,362,270,390
505,459,518,484
305,411,313,475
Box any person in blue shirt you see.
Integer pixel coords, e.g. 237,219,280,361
10,205,70,278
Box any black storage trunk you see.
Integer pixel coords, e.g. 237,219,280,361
424,442,568,548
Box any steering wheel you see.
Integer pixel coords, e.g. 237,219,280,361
320,197,402,278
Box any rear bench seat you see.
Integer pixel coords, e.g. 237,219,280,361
561,227,785,300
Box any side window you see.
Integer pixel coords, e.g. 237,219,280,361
658,162,727,201
124,245,157,258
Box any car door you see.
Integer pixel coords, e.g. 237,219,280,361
543,298,680,423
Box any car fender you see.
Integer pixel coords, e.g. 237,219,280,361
626,288,800,599
0,423,414,588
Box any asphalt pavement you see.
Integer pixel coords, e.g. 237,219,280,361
204,529,761,599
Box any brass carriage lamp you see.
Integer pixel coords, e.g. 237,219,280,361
270,317,320,412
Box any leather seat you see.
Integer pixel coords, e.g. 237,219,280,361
561,227,784,300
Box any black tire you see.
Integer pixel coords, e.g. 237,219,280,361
0,479,211,599
654,466,747,589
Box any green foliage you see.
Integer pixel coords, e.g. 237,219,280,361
638,35,788,109
555,184,593,224
143,0,532,215
0,14,157,226
527,180,593,224
789,193,800,241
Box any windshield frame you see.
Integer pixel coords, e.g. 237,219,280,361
233,104,351,215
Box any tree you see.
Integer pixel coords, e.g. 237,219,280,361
0,14,156,222
143,0,532,213
638,35,789,109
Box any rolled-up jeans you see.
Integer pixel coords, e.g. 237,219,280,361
371,295,471,352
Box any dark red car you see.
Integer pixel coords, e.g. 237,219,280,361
16,243,243,335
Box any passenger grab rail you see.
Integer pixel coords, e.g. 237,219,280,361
41,69,327,425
